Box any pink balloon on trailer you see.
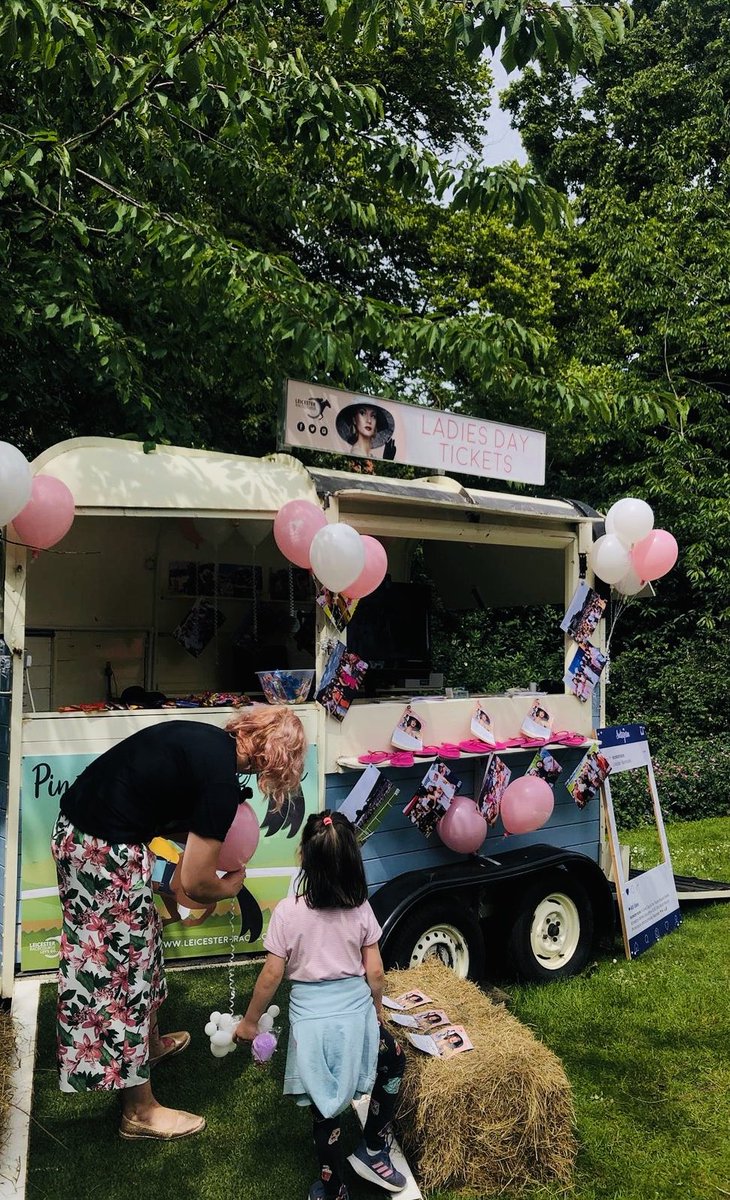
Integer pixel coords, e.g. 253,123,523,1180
343,536,388,599
12,475,75,551
218,801,261,872
630,529,678,582
273,500,326,569
500,776,554,835
437,795,488,855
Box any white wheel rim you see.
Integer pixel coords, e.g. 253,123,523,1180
529,892,581,970
408,923,470,977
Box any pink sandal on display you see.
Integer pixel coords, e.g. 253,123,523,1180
458,739,493,754
357,751,390,765
519,737,550,748
503,737,525,748
413,745,439,757
552,731,588,747
389,752,415,767
437,743,461,758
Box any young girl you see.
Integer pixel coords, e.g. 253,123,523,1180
234,811,406,1199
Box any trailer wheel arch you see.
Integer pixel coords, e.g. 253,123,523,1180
382,896,486,981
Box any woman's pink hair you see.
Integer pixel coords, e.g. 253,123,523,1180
225,705,306,806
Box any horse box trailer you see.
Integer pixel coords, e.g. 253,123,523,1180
0,437,617,999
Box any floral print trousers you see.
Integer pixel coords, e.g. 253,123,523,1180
51,813,167,1092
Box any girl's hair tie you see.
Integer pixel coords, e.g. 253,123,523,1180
322,815,333,826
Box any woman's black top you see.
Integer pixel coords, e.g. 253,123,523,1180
60,721,241,845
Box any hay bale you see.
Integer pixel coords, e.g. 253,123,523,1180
386,962,576,1197
0,1007,15,1158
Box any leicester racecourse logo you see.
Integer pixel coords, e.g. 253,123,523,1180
295,395,331,437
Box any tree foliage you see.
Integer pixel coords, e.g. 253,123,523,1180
2,0,633,453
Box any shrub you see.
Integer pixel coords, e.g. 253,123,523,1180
609,738,730,830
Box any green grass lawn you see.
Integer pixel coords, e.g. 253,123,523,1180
27,818,730,1200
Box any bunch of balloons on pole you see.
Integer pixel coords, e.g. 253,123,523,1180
273,499,388,599
590,497,678,593
0,441,75,552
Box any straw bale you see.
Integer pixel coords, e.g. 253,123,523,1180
0,1007,15,1158
386,962,577,1196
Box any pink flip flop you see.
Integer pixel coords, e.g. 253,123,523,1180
503,737,525,748
519,737,550,748
357,751,390,764
458,739,493,754
437,743,461,758
389,751,415,767
552,731,587,747
414,745,439,757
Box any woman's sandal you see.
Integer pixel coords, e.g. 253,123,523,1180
149,1030,191,1067
119,1110,206,1141
437,743,461,758
458,739,494,754
389,751,415,767
357,751,390,765
552,731,588,746
413,744,439,757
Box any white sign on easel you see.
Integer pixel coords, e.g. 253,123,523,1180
598,723,681,960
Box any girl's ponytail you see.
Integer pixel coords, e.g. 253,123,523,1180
296,811,368,909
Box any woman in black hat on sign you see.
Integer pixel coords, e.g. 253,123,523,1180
336,402,397,460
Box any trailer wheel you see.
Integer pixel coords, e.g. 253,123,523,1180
506,872,594,982
385,902,485,980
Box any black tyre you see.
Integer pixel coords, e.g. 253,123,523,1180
384,900,486,980
506,871,594,982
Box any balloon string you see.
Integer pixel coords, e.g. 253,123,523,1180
228,897,237,1018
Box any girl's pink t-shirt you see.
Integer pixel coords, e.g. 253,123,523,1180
263,895,382,982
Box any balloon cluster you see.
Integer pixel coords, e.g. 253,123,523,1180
0,442,75,551
590,498,678,595
204,1006,280,1061
251,1006,280,1064
437,796,487,855
436,776,555,853
273,500,387,599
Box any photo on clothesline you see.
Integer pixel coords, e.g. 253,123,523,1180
337,765,400,842
391,703,424,751
527,747,564,786
565,746,612,810
470,702,497,746
315,641,368,722
316,587,359,632
564,641,607,704
403,759,461,838
520,700,553,741
477,754,512,825
172,599,226,658
561,581,607,644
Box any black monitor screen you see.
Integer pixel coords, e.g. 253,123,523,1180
347,582,430,670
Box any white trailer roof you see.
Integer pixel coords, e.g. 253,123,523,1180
33,437,595,523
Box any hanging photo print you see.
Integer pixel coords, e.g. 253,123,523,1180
477,755,511,825
392,704,424,752
403,759,461,838
565,746,612,809
526,747,564,786
520,701,553,741
172,599,225,658
561,581,607,644
337,765,400,842
316,587,359,632
315,641,368,722
470,702,496,746
564,641,608,703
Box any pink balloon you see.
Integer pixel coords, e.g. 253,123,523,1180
437,796,488,855
273,500,326,569
500,776,554,835
343,536,388,599
218,801,260,872
12,475,75,550
630,529,678,582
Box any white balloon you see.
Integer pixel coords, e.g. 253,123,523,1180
590,534,632,585
204,1021,217,1037
604,498,654,548
211,1029,232,1047
210,1011,222,1023
195,518,232,548
0,442,32,527
257,1013,274,1032
309,523,365,594
218,1013,234,1029
268,1005,280,1018
210,1042,229,1058
614,567,645,597
225,1041,238,1054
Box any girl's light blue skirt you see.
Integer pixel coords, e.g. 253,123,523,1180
284,975,379,1118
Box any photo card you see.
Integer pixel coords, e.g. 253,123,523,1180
520,701,553,741
566,746,612,809
337,765,400,842
390,989,433,1010
315,641,368,723
527,747,564,786
172,599,225,658
470,702,496,746
564,641,608,704
316,587,359,632
403,759,462,838
561,581,607,644
391,704,424,751
477,754,512,825
408,1024,474,1059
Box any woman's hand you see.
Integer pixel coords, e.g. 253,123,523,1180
233,1015,260,1044
218,866,246,898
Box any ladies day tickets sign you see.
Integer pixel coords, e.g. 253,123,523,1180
282,379,546,485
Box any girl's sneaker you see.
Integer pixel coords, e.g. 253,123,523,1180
348,1139,407,1192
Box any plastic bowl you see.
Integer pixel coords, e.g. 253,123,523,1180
256,669,315,705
